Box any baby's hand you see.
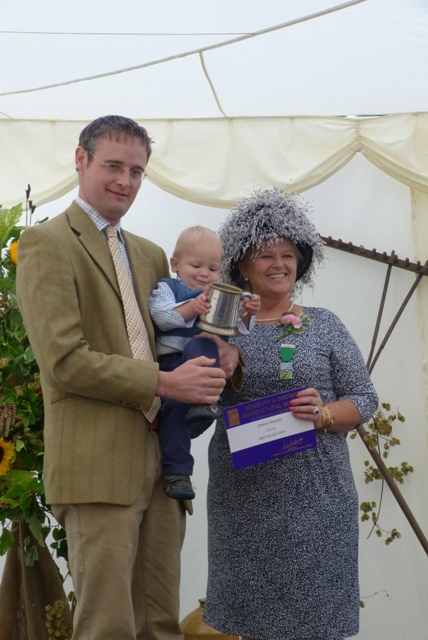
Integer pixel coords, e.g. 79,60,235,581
193,292,211,316
241,294,261,317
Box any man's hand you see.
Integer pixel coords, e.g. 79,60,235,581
156,356,226,404
194,332,240,379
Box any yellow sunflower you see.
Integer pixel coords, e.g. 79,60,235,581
0,437,15,475
9,240,18,265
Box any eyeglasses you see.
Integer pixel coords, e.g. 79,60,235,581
87,151,147,182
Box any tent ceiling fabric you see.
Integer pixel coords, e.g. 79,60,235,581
1,0,427,121
1,0,427,208
2,113,428,209
2,0,427,208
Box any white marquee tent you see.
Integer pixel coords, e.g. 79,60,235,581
1,1,428,638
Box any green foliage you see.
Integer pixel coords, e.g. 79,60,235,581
351,402,414,544
0,201,68,568
45,598,72,640
0,203,23,249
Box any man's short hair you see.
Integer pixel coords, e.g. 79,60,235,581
79,115,152,160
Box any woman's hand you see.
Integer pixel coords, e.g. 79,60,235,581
289,387,323,429
289,392,362,433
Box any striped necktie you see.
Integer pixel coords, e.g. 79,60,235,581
106,225,160,423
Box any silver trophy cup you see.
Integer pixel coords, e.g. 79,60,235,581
196,282,252,336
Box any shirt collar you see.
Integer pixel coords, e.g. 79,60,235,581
75,197,124,240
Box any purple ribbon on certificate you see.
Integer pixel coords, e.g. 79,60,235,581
223,387,317,470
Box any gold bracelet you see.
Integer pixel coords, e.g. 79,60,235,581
320,405,334,433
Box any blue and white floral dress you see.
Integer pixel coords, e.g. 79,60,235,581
204,308,378,640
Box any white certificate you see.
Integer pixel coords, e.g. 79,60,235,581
224,388,317,470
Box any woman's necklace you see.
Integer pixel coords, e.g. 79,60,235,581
256,301,294,323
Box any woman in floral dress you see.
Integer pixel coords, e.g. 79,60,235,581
204,188,378,640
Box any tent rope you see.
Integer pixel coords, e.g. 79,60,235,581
0,0,366,99
199,52,228,118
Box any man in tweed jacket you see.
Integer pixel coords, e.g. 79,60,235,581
16,115,231,640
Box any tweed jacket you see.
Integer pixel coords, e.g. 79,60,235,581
16,202,169,506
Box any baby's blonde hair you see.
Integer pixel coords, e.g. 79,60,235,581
173,225,222,258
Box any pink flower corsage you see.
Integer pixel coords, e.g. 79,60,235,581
274,313,310,343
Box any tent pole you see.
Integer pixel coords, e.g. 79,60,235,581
366,264,392,370
323,236,428,555
355,423,428,555
368,273,424,374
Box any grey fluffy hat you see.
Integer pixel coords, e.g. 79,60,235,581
218,187,325,294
